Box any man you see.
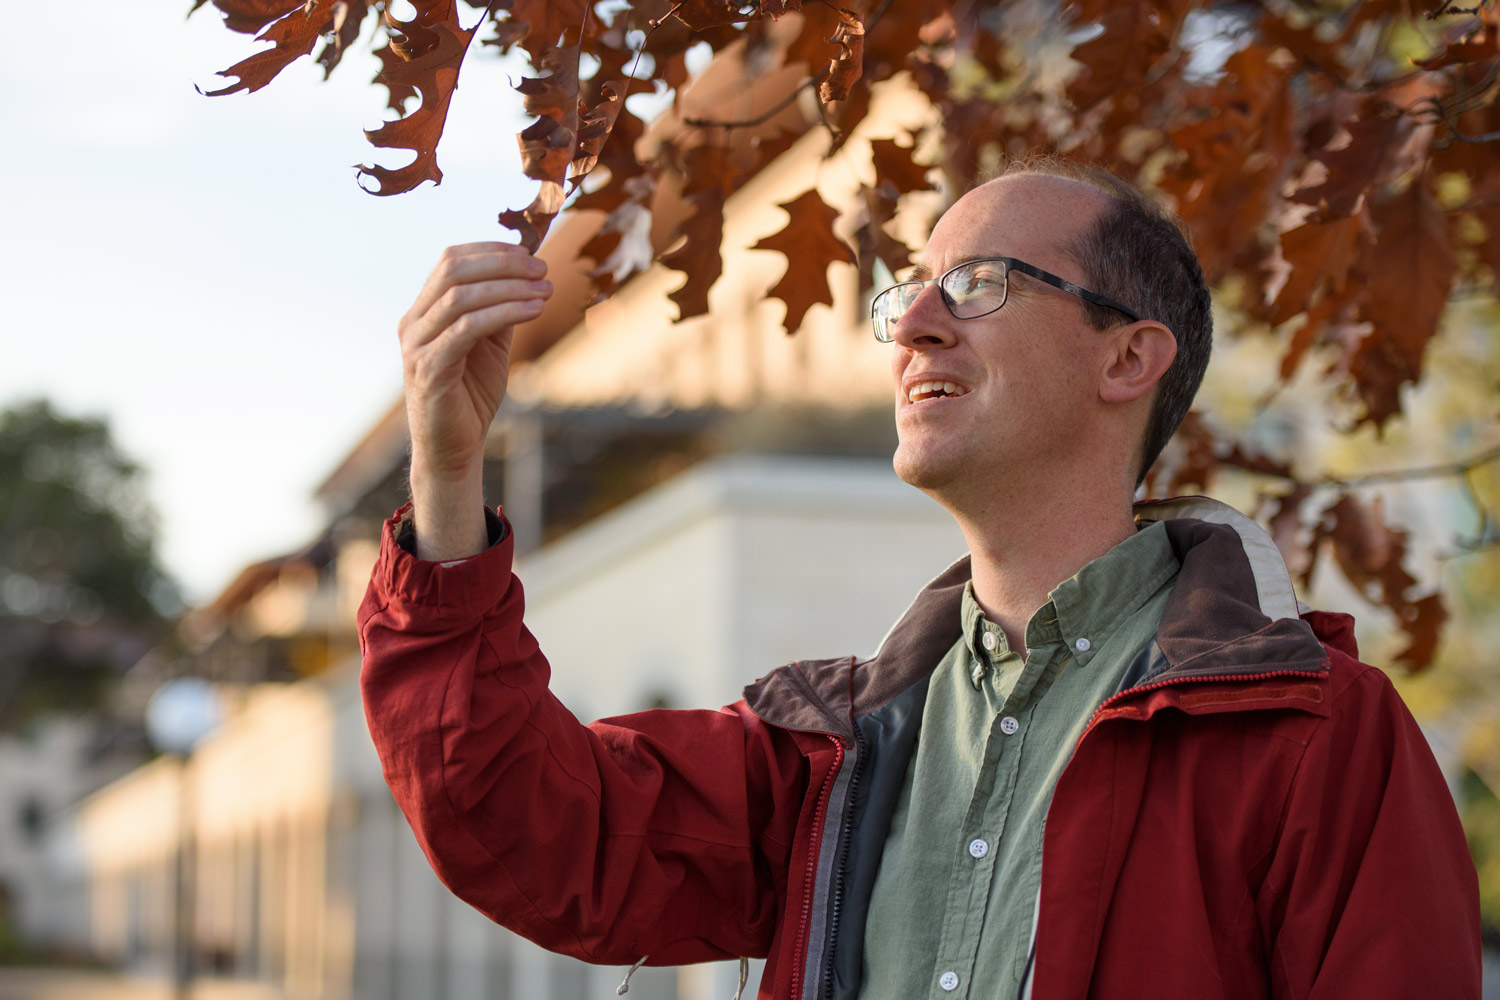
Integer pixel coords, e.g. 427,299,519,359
360,162,1481,999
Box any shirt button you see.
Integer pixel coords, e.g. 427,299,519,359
1074,636,1091,652
968,838,989,859
1000,716,1019,735
982,631,998,651
939,971,960,991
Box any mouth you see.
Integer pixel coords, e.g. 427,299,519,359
904,379,971,404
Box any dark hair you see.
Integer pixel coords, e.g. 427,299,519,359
1000,158,1213,485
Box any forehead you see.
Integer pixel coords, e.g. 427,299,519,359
915,174,1111,277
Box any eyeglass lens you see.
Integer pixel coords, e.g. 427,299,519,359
872,260,1011,342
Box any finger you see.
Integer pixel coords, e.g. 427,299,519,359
411,298,544,382
406,277,553,351
409,245,546,318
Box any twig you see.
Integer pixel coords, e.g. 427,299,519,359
1427,0,1488,18
1225,442,1500,489
682,70,828,128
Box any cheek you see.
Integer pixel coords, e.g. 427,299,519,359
889,348,909,391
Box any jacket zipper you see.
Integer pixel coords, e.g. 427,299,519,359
819,721,868,1000
789,734,845,1000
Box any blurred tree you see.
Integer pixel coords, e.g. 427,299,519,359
0,400,179,729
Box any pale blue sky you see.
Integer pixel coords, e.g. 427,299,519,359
0,1,537,600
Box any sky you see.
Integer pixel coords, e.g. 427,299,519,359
0,1,540,602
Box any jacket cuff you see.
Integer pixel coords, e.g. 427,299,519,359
371,503,515,620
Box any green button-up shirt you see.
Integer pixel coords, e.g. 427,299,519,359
858,521,1180,1000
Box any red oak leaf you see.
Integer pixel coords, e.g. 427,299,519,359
819,8,866,103
662,190,727,322
752,190,856,334
498,45,582,251
357,8,480,196
202,0,339,96
1348,182,1457,426
198,0,305,36
1067,0,1174,111
672,0,758,31
1269,215,1366,325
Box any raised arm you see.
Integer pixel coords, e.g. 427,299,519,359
399,242,551,561
363,246,809,967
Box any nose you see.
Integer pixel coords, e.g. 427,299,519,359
890,283,956,350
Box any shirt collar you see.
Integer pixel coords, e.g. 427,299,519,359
960,520,1179,680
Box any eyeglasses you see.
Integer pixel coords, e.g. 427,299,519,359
870,256,1142,343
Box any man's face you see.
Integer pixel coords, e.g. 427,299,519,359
889,175,1116,497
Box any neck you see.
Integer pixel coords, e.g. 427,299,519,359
944,478,1138,653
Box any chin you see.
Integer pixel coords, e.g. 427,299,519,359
893,444,960,493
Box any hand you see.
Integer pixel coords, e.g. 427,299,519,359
398,243,552,560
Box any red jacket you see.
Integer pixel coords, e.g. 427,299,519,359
359,497,1480,999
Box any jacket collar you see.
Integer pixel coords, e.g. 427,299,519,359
746,497,1331,736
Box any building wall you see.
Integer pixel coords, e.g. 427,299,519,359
522,455,967,718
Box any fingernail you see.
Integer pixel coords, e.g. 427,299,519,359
531,280,552,294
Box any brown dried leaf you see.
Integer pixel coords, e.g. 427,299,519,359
864,3,948,73
357,10,480,196
1392,593,1448,671
869,137,933,197
1269,216,1366,325
1291,113,1404,220
316,0,371,76
498,45,582,251
752,190,856,334
672,0,758,31
1067,0,1174,112
1349,182,1457,426
202,0,338,96
373,41,419,112
1318,495,1446,671
1277,297,1340,382
856,183,913,292
819,9,866,103
662,190,727,322
580,174,658,298
570,80,626,191
1159,45,1295,280
494,0,590,57
1411,26,1498,69
1256,9,1351,76
1267,484,1316,585
200,0,305,36
1144,410,1221,497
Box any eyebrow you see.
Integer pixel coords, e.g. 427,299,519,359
908,262,934,281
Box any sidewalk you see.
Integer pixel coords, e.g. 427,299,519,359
0,968,285,1000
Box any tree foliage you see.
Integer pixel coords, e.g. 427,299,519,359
194,0,1500,670
0,401,178,728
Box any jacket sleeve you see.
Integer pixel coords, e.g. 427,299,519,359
358,506,808,967
1258,646,1481,999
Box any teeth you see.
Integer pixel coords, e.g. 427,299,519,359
906,381,969,402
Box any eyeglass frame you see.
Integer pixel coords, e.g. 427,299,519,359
870,256,1143,343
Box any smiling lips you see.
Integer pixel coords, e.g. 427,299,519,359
906,379,970,403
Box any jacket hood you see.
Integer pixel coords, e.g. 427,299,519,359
746,497,1330,738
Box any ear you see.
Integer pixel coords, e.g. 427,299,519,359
1098,321,1177,405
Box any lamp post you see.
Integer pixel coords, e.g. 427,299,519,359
145,678,223,1000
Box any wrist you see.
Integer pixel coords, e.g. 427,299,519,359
407,462,489,562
